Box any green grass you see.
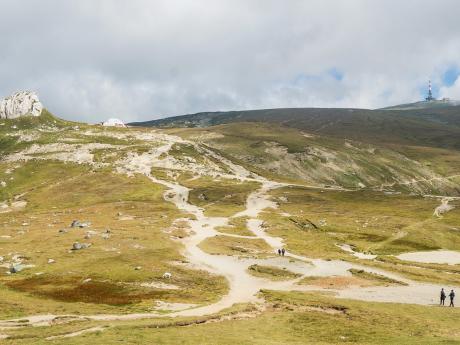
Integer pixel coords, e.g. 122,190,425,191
165,122,460,194
198,235,273,257
0,160,228,318
215,216,254,236
177,175,260,217
247,264,300,281
348,269,407,286
2,112,460,344
4,290,460,344
267,186,460,256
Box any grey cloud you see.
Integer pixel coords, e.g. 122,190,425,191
1,0,460,123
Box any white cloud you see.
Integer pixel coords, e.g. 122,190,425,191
1,0,460,122
439,76,460,100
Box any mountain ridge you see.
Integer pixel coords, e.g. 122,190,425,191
129,105,460,150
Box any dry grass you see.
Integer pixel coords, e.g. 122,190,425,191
198,235,273,257
247,264,300,281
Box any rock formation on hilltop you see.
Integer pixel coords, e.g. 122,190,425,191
0,91,43,119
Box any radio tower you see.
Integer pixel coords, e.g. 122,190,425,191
425,80,434,101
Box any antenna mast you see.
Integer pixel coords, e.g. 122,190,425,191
426,80,434,101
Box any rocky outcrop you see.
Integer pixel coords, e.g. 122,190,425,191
0,91,43,119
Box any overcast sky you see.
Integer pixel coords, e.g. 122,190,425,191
1,0,460,123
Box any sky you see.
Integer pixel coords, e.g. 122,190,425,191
1,0,460,123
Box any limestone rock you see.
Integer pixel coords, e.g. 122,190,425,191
72,242,91,250
0,91,43,119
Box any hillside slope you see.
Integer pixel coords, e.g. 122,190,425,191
1,112,460,343
130,106,460,149
165,122,460,195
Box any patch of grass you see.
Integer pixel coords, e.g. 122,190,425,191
7,290,460,344
361,257,460,286
178,176,260,217
215,216,253,236
348,269,407,286
247,264,300,281
267,186,460,257
297,275,374,289
198,235,273,257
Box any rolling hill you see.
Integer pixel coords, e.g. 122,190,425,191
1,107,460,344
129,103,460,195
129,104,460,150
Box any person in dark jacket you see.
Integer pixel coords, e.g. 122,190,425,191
281,248,286,256
449,290,455,307
440,288,446,306
277,249,281,256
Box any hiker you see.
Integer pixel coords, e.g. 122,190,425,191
281,248,286,256
449,290,455,307
440,288,446,306
277,249,281,256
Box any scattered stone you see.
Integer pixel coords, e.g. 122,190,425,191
118,215,134,220
101,233,111,240
59,229,69,234
82,278,92,284
198,193,208,201
11,200,27,209
12,254,25,263
71,220,91,228
9,264,24,273
162,272,172,279
0,181,6,187
134,266,142,270
72,242,91,251
47,259,55,264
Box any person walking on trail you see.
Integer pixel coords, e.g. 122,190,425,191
449,290,455,307
440,288,446,306
277,249,281,256
281,248,286,256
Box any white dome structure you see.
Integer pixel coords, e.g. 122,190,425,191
102,118,126,127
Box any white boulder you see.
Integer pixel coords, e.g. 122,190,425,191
0,91,43,119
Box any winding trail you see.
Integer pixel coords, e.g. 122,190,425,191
0,132,455,331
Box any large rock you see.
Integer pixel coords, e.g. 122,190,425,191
0,91,43,119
